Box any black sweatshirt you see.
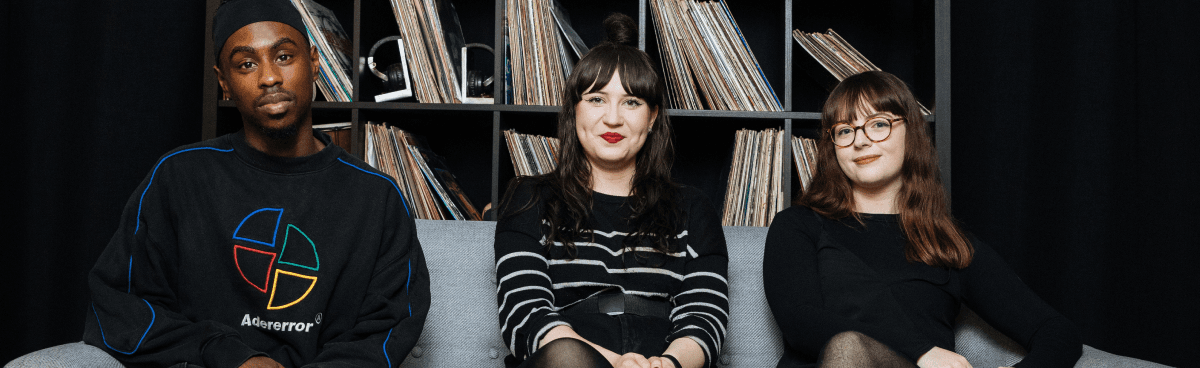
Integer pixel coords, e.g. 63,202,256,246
495,180,729,367
764,206,1081,368
83,131,430,368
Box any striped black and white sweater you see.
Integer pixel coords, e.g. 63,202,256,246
494,180,729,367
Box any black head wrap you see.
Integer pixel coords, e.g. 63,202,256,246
213,0,308,64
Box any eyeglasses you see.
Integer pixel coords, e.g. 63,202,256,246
829,117,904,148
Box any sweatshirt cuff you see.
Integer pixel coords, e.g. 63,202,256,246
202,334,263,368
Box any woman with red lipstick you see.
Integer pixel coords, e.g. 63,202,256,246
494,13,727,368
763,71,1082,368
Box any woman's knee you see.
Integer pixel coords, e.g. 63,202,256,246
827,330,871,349
529,337,608,368
540,337,593,354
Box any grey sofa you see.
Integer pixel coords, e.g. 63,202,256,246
8,220,1169,368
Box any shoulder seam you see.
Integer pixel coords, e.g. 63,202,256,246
335,158,411,218
135,147,234,234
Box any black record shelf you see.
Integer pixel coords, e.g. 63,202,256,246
203,0,951,224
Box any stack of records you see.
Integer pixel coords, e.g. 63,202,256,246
649,0,781,111
388,0,466,103
365,123,482,220
504,0,588,106
793,28,931,115
791,135,819,195
290,0,353,101
504,130,560,176
722,128,786,227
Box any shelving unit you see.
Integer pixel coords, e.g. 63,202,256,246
202,0,950,222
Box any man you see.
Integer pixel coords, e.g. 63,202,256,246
82,0,429,366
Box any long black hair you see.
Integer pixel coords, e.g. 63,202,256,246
499,13,681,259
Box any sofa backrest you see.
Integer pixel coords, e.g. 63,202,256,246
403,220,507,368
712,226,785,367
403,220,1135,368
403,220,784,368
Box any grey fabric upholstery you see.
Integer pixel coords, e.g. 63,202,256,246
4,342,122,368
1075,346,1173,368
402,219,507,367
7,221,1171,368
716,226,785,367
953,307,1027,367
953,306,1173,368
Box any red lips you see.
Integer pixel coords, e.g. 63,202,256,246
601,132,624,143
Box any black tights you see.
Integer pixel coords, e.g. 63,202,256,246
520,337,610,368
818,331,915,368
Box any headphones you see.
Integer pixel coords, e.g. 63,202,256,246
459,43,495,103
368,36,412,101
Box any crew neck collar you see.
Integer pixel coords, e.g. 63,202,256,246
859,212,900,223
229,130,339,174
592,190,629,205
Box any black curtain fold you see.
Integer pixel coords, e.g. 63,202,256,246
953,1,1199,366
3,0,206,360
3,0,1195,366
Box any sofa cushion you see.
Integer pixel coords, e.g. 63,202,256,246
402,220,507,368
715,226,785,367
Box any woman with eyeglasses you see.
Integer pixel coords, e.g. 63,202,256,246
763,71,1081,368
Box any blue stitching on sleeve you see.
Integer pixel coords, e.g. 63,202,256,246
382,327,394,367
91,300,156,355
336,158,411,218
407,260,412,317
135,147,234,234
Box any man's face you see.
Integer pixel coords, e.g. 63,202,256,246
215,21,318,139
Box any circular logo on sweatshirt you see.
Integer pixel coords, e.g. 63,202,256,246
231,208,320,310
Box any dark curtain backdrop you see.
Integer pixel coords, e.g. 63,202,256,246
951,2,1199,367
3,0,1195,366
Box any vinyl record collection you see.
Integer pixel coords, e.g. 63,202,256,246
722,128,786,227
649,0,781,111
791,134,819,196
503,130,560,176
290,0,353,101
387,0,466,103
504,0,587,105
365,123,482,220
793,28,931,115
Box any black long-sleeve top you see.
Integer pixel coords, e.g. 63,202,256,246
83,131,430,367
495,180,729,367
764,206,1081,367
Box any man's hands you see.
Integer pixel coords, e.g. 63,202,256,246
239,356,285,368
916,347,972,368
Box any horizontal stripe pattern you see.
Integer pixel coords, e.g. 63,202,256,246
495,186,728,366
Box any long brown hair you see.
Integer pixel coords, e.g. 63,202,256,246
499,13,681,258
800,71,972,268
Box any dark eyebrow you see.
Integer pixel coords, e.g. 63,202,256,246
225,37,301,64
271,37,299,50
227,45,256,63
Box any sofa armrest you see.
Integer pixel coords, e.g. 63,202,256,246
5,342,124,368
953,307,1172,368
